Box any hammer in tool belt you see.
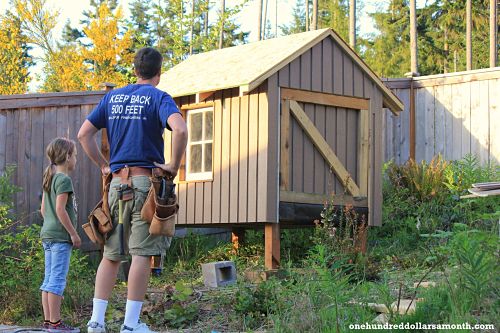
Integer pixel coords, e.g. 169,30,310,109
116,184,133,255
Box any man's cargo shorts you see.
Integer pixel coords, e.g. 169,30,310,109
104,176,171,261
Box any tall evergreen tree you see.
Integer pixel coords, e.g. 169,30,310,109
362,0,496,77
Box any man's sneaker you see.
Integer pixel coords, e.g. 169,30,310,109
87,321,106,333
120,322,156,333
48,321,80,333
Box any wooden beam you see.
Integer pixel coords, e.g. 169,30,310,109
265,223,280,269
280,99,290,190
281,87,369,110
289,100,361,196
357,109,370,196
196,91,215,103
180,101,215,111
280,190,368,207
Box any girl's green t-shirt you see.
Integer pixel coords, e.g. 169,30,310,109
40,173,77,243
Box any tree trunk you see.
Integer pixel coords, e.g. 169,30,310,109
219,0,225,49
490,0,497,67
466,0,472,70
263,0,268,39
204,0,209,37
410,0,418,75
190,0,196,55
257,0,263,40
311,0,318,30
349,0,356,49
444,27,448,73
305,0,309,31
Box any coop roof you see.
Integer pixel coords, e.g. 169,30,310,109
159,28,403,113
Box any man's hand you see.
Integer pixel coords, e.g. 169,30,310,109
71,233,82,248
154,162,177,179
101,165,111,176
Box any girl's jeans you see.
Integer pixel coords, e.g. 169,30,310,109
40,241,72,296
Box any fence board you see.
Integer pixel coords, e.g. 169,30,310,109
442,84,454,161
424,86,435,160
470,80,490,164
0,113,6,171
29,109,44,217
490,79,500,165
434,85,445,157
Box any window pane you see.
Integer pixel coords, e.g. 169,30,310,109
190,113,202,141
189,144,202,173
205,111,213,140
204,143,212,172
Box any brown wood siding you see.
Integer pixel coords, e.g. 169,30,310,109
268,36,384,226
171,84,274,225
0,101,103,250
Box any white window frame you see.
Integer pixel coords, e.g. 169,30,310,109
185,107,213,181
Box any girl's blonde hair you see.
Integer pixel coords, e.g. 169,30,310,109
42,137,76,193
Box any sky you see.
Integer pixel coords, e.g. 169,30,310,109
0,0,428,92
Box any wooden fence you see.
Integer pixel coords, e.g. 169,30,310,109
383,67,500,166
0,91,106,250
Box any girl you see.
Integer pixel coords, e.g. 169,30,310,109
40,137,81,333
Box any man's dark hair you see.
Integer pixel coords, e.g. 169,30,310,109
134,47,163,79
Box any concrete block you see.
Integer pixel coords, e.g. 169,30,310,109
201,261,237,288
391,299,418,314
373,313,389,324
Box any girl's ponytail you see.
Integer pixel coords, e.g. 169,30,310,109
42,164,54,193
42,137,76,193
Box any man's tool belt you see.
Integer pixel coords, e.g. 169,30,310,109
82,173,113,246
141,171,178,237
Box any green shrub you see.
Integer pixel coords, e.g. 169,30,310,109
0,165,94,324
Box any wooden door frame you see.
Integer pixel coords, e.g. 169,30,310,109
279,87,371,202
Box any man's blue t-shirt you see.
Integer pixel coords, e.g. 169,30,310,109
87,84,180,172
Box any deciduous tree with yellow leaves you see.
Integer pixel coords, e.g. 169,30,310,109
0,14,31,95
83,2,134,89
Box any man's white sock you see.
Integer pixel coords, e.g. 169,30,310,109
124,300,143,328
90,298,108,325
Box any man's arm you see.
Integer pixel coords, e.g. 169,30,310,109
78,120,110,174
154,113,188,178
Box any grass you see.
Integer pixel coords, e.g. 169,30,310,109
1,155,499,332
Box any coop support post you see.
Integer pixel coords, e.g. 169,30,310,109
265,223,280,269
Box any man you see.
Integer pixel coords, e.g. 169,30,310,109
78,47,187,333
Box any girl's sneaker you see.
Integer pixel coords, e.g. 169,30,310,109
48,321,80,333
87,321,106,333
42,321,50,330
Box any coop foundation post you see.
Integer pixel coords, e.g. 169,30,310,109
265,223,280,269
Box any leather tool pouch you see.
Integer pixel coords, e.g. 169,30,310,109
83,173,113,245
141,172,178,237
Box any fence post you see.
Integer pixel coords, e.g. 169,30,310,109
98,83,115,164
404,74,416,160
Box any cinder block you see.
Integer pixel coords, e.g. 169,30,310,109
201,261,237,288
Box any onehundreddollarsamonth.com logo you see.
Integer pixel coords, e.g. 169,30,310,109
349,322,496,330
